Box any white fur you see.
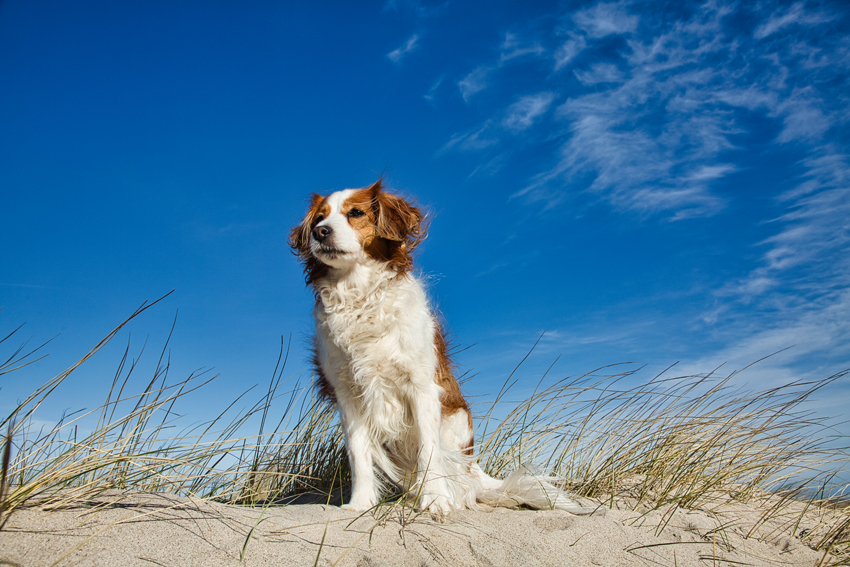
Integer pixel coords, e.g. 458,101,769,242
306,189,597,516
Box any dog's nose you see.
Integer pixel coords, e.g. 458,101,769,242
313,225,332,242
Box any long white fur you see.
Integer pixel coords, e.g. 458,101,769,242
307,188,595,516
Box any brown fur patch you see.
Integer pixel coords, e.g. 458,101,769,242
434,322,474,456
373,183,426,274
345,179,427,274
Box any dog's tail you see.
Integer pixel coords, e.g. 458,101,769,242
472,463,601,515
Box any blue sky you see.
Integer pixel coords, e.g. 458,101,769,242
1,0,848,439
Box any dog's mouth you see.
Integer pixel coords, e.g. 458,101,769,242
313,244,348,260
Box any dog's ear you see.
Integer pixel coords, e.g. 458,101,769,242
368,180,427,272
289,193,328,284
289,193,323,254
373,182,425,247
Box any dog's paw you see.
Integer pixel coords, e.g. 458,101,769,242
340,498,375,513
418,493,454,517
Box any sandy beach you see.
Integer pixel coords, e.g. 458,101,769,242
0,490,835,566
3,315,846,566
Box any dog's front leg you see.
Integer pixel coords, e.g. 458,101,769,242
412,385,453,515
340,414,378,512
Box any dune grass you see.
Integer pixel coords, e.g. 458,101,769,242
1,303,848,564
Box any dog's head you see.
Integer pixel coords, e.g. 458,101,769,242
289,180,425,284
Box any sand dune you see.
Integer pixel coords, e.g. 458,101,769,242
0,490,833,566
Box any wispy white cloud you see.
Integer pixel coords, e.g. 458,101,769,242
458,66,492,102
754,2,833,40
423,76,443,102
440,122,499,152
694,147,850,386
573,62,624,85
554,35,586,70
455,32,549,102
687,164,737,182
502,92,555,131
775,89,831,143
516,1,848,220
468,154,508,178
761,151,850,275
531,32,738,216
439,92,555,163
573,1,638,38
387,34,420,63
499,32,545,62
678,286,850,387
450,2,751,218
447,0,847,227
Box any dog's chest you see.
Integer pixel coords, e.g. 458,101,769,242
314,269,436,393
314,272,433,440
317,277,406,361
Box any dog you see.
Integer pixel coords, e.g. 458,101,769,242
290,179,594,515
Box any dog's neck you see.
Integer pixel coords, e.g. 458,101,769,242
313,258,402,308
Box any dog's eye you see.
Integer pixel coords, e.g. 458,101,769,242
315,214,325,223
348,208,365,218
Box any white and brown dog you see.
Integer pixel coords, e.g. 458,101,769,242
290,180,593,515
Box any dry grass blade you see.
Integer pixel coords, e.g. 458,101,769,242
0,421,11,530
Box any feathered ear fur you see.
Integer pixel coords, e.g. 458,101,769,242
368,179,427,273
288,192,328,285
